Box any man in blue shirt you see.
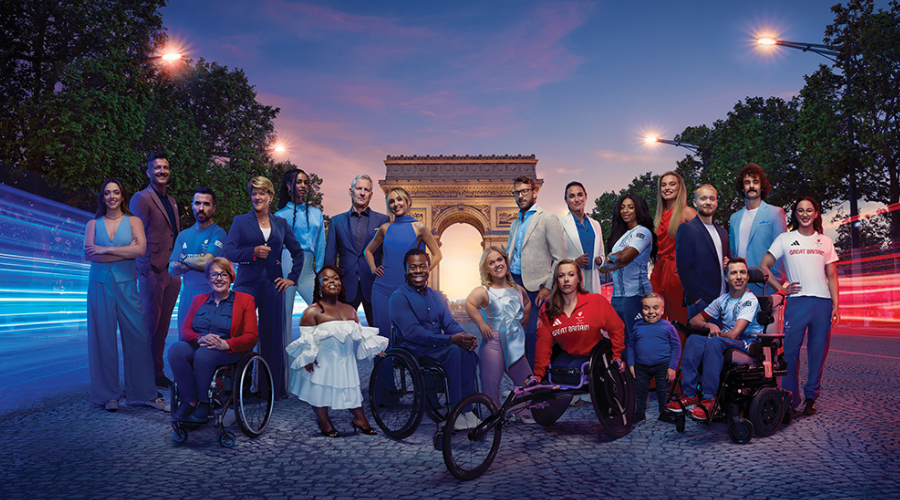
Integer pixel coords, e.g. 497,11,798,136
169,187,226,329
389,248,479,410
666,258,764,420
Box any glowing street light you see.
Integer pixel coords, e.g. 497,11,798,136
264,143,287,154
755,37,839,63
144,51,183,62
645,135,700,153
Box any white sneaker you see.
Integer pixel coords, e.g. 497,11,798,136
145,397,170,412
519,411,536,424
455,411,480,430
105,400,118,412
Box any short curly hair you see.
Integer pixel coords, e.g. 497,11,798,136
734,163,770,200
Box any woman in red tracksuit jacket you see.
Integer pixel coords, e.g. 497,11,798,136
529,260,626,384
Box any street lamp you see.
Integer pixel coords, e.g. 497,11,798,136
756,36,860,252
645,136,700,153
144,52,183,62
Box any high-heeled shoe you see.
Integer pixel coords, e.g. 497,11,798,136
351,422,377,435
318,421,340,438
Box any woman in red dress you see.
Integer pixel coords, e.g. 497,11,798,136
651,171,696,324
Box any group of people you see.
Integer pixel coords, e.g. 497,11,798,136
84,153,839,436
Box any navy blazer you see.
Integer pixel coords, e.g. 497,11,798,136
225,212,304,287
675,216,731,307
324,208,390,302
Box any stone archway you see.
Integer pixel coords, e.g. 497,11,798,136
379,154,543,291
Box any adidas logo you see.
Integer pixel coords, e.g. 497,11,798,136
552,318,562,327
790,240,800,246
183,243,188,249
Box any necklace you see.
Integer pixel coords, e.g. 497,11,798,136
104,213,123,221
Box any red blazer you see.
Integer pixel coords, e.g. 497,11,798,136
534,293,625,379
180,291,259,354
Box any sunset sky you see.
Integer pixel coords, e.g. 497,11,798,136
160,0,877,299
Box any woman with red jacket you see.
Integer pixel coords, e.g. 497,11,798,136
168,257,259,423
529,260,626,383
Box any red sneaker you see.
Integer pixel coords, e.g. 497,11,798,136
689,398,717,420
665,395,699,413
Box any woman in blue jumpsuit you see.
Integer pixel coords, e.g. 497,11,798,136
84,178,165,412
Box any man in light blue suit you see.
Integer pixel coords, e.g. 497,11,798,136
324,174,390,327
728,163,787,296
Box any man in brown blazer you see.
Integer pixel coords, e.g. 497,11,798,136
130,151,181,388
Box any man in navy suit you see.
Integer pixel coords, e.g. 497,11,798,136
728,163,787,296
324,174,390,327
676,184,730,322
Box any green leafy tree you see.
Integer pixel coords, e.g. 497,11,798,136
824,0,900,243
0,0,166,206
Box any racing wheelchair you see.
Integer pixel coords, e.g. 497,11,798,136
170,351,275,447
441,338,635,480
667,268,793,444
368,328,452,447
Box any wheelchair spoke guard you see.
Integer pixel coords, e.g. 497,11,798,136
589,347,635,439
369,351,424,439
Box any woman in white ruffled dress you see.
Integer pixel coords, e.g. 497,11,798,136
286,265,387,437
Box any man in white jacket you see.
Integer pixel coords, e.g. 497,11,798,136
559,181,605,293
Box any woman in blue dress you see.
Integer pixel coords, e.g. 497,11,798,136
224,176,305,400
84,178,167,412
364,187,441,344
602,193,658,365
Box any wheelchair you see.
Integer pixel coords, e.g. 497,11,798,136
170,351,275,447
368,328,452,448
441,338,635,481
667,268,793,444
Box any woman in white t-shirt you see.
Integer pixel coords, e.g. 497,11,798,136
760,196,839,417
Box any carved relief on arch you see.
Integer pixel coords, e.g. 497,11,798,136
433,204,490,237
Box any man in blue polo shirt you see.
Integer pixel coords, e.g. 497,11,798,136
389,248,479,411
169,187,227,329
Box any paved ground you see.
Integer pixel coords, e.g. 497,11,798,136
3,333,899,499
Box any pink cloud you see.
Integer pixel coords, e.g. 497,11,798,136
260,0,434,39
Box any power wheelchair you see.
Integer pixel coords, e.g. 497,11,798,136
441,338,635,480
170,351,275,447
368,328,452,447
667,267,793,444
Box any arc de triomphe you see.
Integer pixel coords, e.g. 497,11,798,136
379,154,543,290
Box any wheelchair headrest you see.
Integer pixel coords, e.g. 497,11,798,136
747,266,769,284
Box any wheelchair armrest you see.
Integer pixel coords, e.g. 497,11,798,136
748,333,785,346
672,321,709,337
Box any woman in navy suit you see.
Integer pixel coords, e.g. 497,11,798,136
225,176,304,400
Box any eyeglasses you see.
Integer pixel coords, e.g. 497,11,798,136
209,272,229,280
514,188,533,197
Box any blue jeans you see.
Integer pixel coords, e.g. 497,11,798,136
511,273,539,370
681,335,751,398
634,362,669,414
783,296,833,408
611,295,642,365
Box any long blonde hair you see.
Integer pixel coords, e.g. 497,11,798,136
654,171,688,239
478,246,517,288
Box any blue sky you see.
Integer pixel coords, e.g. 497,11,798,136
160,0,873,298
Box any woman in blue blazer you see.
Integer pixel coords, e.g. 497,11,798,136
225,176,304,400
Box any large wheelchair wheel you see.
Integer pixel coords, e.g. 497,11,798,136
530,394,573,426
234,354,274,438
588,345,635,439
369,351,424,439
443,393,502,481
749,387,783,437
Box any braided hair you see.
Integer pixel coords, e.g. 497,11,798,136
278,168,311,230
312,265,348,309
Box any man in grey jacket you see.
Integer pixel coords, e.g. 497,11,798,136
506,175,566,368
